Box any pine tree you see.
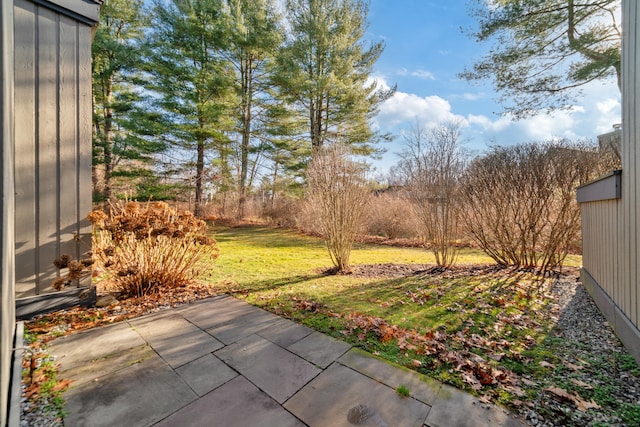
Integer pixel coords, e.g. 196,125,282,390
144,0,235,217
92,0,165,201
462,0,621,118
223,0,284,218
273,0,394,156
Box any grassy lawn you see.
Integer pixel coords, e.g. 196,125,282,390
207,226,640,425
207,226,592,409
23,224,638,425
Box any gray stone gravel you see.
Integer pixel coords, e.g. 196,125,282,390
20,392,63,427
522,274,640,427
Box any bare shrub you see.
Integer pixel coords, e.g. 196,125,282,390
88,201,219,298
295,198,324,236
307,144,369,272
462,140,614,271
398,120,467,268
365,192,419,239
261,196,302,228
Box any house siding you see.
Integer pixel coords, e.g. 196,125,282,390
622,0,640,331
14,0,94,299
580,198,623,310
2,1,98,424
579,0,640,363
1,1,16,425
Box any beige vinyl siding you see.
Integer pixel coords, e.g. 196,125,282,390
578,1,640,361
1,1,15,424
581,199,622,310
622,0,640,329
14,0,93,298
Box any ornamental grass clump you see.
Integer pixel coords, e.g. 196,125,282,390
88,201,218,298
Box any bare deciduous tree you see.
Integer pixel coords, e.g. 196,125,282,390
398,120,468,268
461,140,617,271
306,144,369,272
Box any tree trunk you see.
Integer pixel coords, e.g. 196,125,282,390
271,161,278,207
195,137,205,218
238,55,253,220
103,78,114,201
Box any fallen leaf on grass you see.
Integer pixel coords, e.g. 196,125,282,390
539,361,555,369
23,383,41,400
564,361,584,371
545,386,574,402
488,352,505,361
51,379,73,393
478,395,493,404
575,397,600,412
504,384,526,397
462,372,483,391
570,379,593,390
545,386,601,413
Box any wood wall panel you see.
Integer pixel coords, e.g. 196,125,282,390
14,1,93,298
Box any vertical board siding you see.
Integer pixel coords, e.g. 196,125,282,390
14,1,92,298
77,22,92,288
580,0,640,358
14,0,37,297
581,200,621,304
58,14,79,263
623,0,640,328
1,0,15,424
37,6,59,296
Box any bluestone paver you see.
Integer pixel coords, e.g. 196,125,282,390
287,331,351,368
153,376,306,427
207,309,283,345
178,295,257,330
338,348,441,405
175,353,238,397
284,362,431,427
130,312,224,368
48,322,144,367
257,318,314,347
425,384,526,427
215,333,321,403
58,344,155,387
64,356,197,427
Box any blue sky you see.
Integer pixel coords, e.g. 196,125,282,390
365,0,622,173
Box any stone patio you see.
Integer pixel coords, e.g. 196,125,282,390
47,295,527,427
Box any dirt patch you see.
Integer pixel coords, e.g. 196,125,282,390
319,263,568,279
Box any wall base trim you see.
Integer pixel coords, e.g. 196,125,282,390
581,268,640,364
7,321,23,427
16,287,95,320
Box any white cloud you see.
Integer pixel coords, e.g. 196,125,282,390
411,70,436,80
370,76,621,172
516,110,580,140
377,91,463,128
451,92,487,101
395,68,435,80
467,114,511,133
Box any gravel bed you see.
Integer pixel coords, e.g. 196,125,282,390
523,275,640,426
20,352,64,427
20,393,63,427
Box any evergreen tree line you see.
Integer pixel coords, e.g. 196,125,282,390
92,0,394,218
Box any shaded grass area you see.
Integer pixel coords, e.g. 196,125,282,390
207,226,601,412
